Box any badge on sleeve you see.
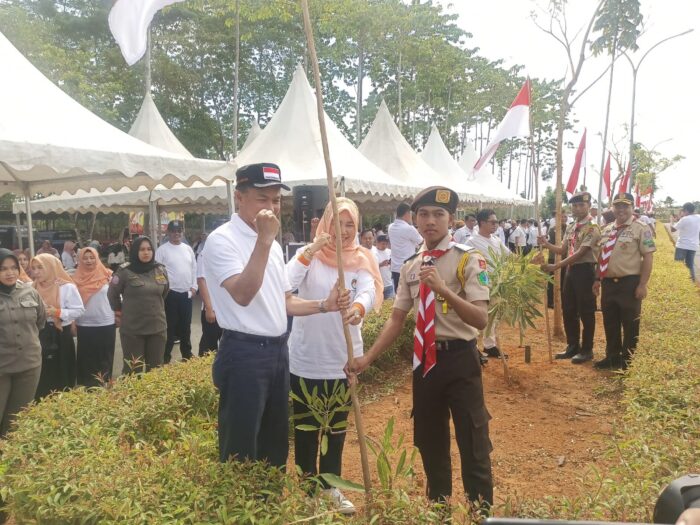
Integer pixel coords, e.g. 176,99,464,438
477,271,489,286
111,275,120,285
478,258,487,270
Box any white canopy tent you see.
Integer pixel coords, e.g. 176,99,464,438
240,121,263,152
0,31,233,251
419,125,500,203
128,92,194,158
233,65,419,204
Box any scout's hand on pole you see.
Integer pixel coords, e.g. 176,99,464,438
254,209,280,244
326,278,351,312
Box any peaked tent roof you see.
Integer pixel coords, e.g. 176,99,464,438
358,100,438,188
458,142,526,203
128,93,194,158
233,66,417,203
240,121,262,151
420,125,494,202
0,31,232,197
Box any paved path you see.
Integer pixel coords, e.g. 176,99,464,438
111,295,204,379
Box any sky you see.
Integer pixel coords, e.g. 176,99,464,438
435,0,699,205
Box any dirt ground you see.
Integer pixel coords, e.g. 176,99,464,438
338,310,622,505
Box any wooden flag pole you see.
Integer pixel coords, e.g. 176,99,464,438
528,78,553,362
299,0,373,508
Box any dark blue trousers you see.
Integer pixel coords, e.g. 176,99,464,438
164,290,193,362
212,330,290,467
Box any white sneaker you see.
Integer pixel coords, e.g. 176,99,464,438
322,487,356,515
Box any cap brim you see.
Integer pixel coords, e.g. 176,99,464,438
251,181,291,191
612,199,633,205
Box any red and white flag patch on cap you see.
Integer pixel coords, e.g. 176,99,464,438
263,166,281,181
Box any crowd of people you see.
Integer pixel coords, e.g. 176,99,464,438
1,159,698,515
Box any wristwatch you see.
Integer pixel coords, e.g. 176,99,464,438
318,299,327,313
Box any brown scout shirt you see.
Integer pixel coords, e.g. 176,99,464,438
562,217,601,264
107,263,169,336
394,234,490,341
599,217,656,278
0,282,46,373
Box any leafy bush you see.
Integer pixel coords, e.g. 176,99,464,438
503,231,700,522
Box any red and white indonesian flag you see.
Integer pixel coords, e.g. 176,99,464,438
109,0,187,66
565,129,586,195
474,79,531,172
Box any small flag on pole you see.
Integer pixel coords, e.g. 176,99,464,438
474,79,531,172
619,161,631,193
602,152,612,199
565,129,586,195
109,0,187,66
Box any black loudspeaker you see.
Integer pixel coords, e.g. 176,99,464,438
293,186,328,242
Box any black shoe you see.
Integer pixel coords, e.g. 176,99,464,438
555,344,579,360
484,346,508,359
479,351,489,366
593,355,623,370
571,351,594,364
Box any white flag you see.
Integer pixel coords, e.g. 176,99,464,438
109,0,186,66
474,79,531,172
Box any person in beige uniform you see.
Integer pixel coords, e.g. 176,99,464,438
594,192,655,370
346,186,493,507
539,191,601,363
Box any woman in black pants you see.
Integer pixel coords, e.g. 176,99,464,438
73,247,116,386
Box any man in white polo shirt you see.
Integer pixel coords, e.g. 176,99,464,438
155,220,197,363
203,163,350,466
388,202,423,293
672,202,700,282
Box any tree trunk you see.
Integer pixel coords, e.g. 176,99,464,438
232,0,240,156
597,40,617,213
553,95,571,337
397,51,402,132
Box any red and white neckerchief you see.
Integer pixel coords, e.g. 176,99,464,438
568,215,592,258
598,222,628,279
413,249,447,377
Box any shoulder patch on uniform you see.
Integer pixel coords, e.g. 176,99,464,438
119,262,131,269
111,275,120,285
477,271,490,286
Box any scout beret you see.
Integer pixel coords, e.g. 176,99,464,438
410,186,459,214
569,191,591,204
235,162,290,191
167,220,183,232
612,192,634,206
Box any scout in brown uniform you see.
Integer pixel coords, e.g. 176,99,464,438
594,192,655,370
346,186,493,506
539,191,601,363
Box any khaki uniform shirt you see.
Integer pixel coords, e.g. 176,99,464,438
562,217,601,264
0,282,46,373
599,217,656,278
394,235,490,341
108,264,169,336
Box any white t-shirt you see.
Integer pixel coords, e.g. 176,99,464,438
155,241,197,294
674,214,700,251
202,214,291,337
372,246,392,287
496,226,506,245
51,283,85,326
511,226,527,247
287,255,375,380
527,225,539,246
466,234,511,267
77,284,115,327
61,251,76,270
388,219,423,273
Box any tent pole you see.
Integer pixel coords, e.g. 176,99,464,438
15,211,23,251
226,181,235,216
149,193,159,243
23,186,35,257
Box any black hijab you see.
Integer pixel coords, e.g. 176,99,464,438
128,236,157,274
0,248,19,293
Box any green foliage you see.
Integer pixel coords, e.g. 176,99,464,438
365,417,417,492
486,249,550,345
591,0,643,56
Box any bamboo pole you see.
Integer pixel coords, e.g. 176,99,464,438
528,78,553,362
299,0,373,508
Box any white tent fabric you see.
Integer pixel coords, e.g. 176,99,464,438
420,125,496,202
0,31,232,197
358,100,438,188
240,121,262,151
458,143,527,203
233,66,418,203
128,93,194,158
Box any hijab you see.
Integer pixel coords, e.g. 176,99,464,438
314,198,384,312
128,236,157,274
72,247,112,306
12,249,31,282
0,248,19,294
31,253,74,328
